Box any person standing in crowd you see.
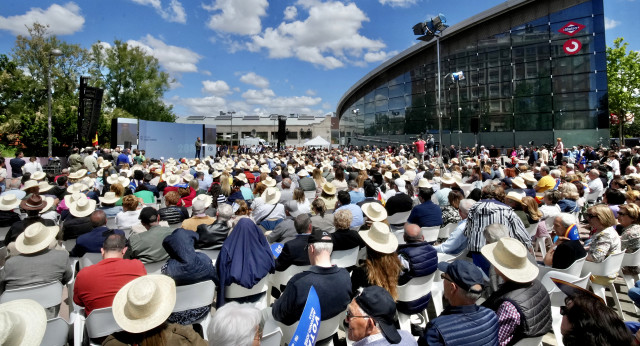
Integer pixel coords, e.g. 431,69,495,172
554,137,564,166
413,137,426,164
10,151,25,178
195,137,202,159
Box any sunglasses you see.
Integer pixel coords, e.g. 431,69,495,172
586,213,597,219
345,309,370,322
618,211,629,216
560,305,569,316
440,273,453,283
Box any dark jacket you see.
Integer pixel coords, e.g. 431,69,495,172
162,228,217,286
4,217,56,245
0,210,20,228
385,192,413,218
69,226,125,257
158,206,189,225
482,280,552,345
421,304,499,346
331,228,364,251
195,220,230,250
275,234,311,272
62,216,93,240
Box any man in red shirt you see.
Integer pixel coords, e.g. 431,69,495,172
73,233,146,316
414,137,426,164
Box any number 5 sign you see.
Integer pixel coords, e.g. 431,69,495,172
563,39,582,55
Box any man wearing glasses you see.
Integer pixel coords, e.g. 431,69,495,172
419,260,499,346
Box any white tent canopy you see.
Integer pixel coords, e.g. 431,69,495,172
303,136,330,147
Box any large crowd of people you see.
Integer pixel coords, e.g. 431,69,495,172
1,138,640,345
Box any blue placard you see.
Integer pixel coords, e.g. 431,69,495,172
271,243,284,258
290,286,321,346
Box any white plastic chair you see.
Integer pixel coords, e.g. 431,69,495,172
394,231,405,245
269,265,311,305
226,275,270,309
621,248,640,314
278,310,344,346
85,307,122,341
144,261,166,274
0,281,63,310
421,226,439,244
437,223,457,240
79,252,103,270
525,222,539,237
540,271,590,346
512,335,543,346
0,226,10,240
304,190,317,201
44,317,71,346
436,249,468,264
536,256,586,283
581,252,625,318
330,247,359,268
387,211,411,226
174,281,216,338
261,319,283,346
396,273,436,331
106,217,117,229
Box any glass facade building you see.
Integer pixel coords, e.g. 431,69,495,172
336,0,608,149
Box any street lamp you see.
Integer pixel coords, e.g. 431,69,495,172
351,109,360,146
413,14,448,156
47,48,63,157
451,71,464,150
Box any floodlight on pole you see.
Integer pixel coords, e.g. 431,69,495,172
451,71,464,150
47,48,63,158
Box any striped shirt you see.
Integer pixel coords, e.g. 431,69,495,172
464,199,532,252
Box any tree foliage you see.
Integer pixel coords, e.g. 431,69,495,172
607,37,640,138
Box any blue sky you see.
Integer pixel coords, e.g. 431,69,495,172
0,0,637,119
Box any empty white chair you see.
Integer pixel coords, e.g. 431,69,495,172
396,273,436,331
226,275,270,309
269,265,311,305
437,223,457,240
85,307,122,342
581,252,625,318
536,256,586,282
44,317,71,346
540,271,590,346
330,247,359,268
174,281,216,338
261,319,283,346
387,211,411,226
278,310,344,346
421,226,439,244
621,248,640,313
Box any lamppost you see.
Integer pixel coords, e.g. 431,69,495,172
47,48,63,157
413,14,448,156
352,108,359,146
451,71,465,150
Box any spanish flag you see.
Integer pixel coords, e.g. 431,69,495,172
92,132,99,147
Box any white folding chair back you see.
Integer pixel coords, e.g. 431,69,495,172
0,281,63,309
622,248,640,313
174,281,216,312
0,226,10,240
512,335,543,346
526,222,539,237
581,252,625,319
226,275,270,309
44,317,71,346
269,265,311,305
304,191,317,201
420,226,439,243
85,307,122,339
396,273,436,331
80,252,103,269
437,249,468,264
541,271,590,346
394,231,405,245
106,217,117,229
437,223,457,239
261,321,283,346
144,261,166,274
331,247,359,268
387,211,410,226
536,256,586,282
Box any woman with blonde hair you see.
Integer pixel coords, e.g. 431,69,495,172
521,196,543,223
356,169,369,189
220,171,231,197
558,183,580,213
291,187,311,215
617,203,640,274
110,183,125,206
312,168,326,196
586,204,621,285
116,194,141,229
626,190,640,207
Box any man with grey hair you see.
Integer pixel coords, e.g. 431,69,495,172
196,203,232,249
208,302,262,345
0,178,25,200
435,199,475,256
483,223,510,244
279,177,294,204
272,228,351,332
543,213,586,269
267,200,298,244
181,198,215,231
275,214,313,271
586,169,604,204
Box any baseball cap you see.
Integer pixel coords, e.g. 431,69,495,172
355,286,401,344
437,260,485,294
307,228,332,245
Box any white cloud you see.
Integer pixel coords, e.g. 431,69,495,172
176,95,227,116
605,17,621,30
202,80,231,96
127,34,202,74
130,0,187,23
306,89,316,96
378,0,416,7
247,1,389,69
239,72,270,88
364,50,398,63
203,0,268,35
201,70,212,76
0,2,85,36
242,89,276,105
284,6,298,21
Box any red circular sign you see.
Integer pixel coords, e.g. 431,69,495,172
563,39,582,55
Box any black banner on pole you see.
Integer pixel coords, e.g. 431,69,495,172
78,76,104,145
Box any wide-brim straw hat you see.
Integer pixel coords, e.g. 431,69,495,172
211,171,222,179
0,194,21,211
0,299,47,346
361,202,388,222
99,160,112,168
64,192,86,206
106,174,120,185
193,194,213,208
260,165,271,174
440,173,456,185
31,171,46,181
68,198,97,218
263,187,281,205
480,238,538,283
236,173,248,183
359,221,398,254
383,171,393,181
67,183,88,194
404,170,416,181
418,178,432,189
99,191,121,205
297,169,309,177
511,177,527,189
37,181,53,193
20,180,38,191
322,182,336,195
505,191,525,204
521,172,537,184
15,222,58,254
165,175,182,187
112,275,176,333
68,169,88,180
39,196,55,214
262,176,277,187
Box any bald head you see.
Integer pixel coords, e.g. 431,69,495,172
404,223,423,243
90,210,107,228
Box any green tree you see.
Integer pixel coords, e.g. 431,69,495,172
607,37,640,140
90,40,176,122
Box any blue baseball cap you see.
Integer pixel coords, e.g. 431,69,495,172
438,260,485,293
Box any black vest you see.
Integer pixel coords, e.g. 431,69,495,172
483,279,552,345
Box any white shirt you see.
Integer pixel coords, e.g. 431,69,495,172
23,161,42,174
587,178,604,202
116,209,142,229
251,203,286,223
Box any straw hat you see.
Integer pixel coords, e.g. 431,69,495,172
31,171,46,181
262,176,277,187
263,187,281,205
361,202,388,222
68,169,88,180
383,171,393,181
15,222,58,254
0,194,20,211
67,183,88,194
99,160,112,168
39,196,55,214
236,173,248,184
68,198,97,218
192,194,213,208
112,275,176,333
480,238,538,283
99,191,121,205
404,170,416,182
418,178,432,189
359,221,398,254
260,165,271,174
64,192,86,206
521,172,537,184
37,181,53,193
441,173,456,185
0,299,47,346
297,169,309,177
20,180,39,191
505,191,525,204
406,162,416,170
106,174,120,185
322,182,336,195
511,176,527,189
211,171,222,179
165,175,182,187
19,194,47,211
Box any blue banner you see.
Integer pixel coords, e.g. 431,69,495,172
289,286,321,346
271,243,284,258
